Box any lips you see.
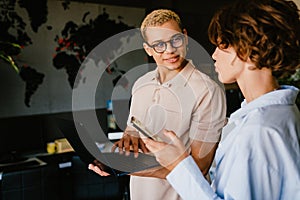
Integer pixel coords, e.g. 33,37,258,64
164,55,179,63
214,64,219,73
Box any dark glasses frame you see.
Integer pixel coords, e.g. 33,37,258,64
145,33,186,53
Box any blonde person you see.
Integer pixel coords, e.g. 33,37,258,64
143,0,300,199
89,9,227,200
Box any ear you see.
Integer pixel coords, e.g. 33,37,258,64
183,29,188,45
247,65,257,70
143,42,153,57
246,57,257,70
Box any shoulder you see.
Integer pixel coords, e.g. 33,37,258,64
132,70,156,92
236,117,299,170
186,62,224,93
191,70,225,103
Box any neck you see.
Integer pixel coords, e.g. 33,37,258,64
158,59,188,83
237,68,279,103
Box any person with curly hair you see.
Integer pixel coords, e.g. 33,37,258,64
144,0,300,199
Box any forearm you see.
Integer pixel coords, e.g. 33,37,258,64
191,141,218,176
130,165,170,179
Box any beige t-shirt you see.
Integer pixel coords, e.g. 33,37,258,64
128,61,226,200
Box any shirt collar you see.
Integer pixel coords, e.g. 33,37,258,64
149,60,196,87
230,85,299,121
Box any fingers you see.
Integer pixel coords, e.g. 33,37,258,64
88,164,110,176
124,136,131,155
138,138,150,153
163,129,176,139
111,141,118,152
143,138,164,153
144,142,155,153
111,133,142,157
132,138,140,158
163,130,181,145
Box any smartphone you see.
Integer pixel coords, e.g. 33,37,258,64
130,116,155,140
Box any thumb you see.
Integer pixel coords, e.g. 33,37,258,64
143,137,157,151
142,137,152,145
163,130,179,144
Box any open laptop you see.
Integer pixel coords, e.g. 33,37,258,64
55,117,159,176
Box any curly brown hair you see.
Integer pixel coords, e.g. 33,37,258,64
140,9,183,41
208,0,300,78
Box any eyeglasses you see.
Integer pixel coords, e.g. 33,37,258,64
145,33,185,53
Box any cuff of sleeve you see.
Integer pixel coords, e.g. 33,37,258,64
166,156,215,200
167,155,202,182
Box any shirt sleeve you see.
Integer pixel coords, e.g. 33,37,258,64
168,109,300,200
167,156,220,200
189,83,227,143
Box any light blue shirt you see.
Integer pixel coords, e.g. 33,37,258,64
167,85,300,200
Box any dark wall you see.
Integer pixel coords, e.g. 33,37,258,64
0,108,108,163
75,0,235,54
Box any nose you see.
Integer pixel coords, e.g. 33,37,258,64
212,47,218,61
164,42,176,53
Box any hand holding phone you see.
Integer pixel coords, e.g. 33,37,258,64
130,116,155,140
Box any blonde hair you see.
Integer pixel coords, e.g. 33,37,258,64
140,9,183,40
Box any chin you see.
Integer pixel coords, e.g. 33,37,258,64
216,74,223,83
223,80,236,85
161,63,180,70
218,77,231,84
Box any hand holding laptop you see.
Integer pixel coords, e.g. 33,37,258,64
111,116,154,158
88,160,110,176
89,116,162,177
56,117,159,177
